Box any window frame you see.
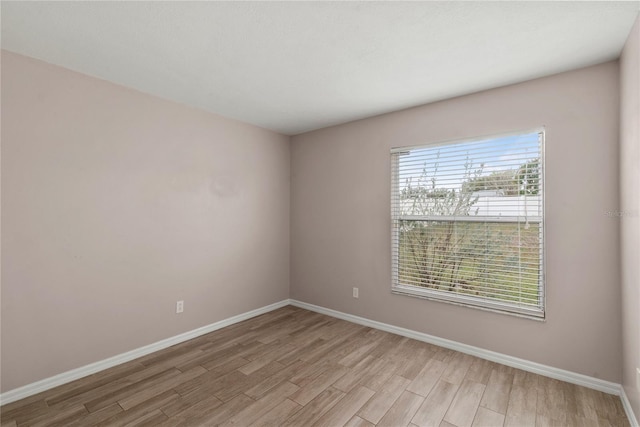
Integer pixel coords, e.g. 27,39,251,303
390,128,546,320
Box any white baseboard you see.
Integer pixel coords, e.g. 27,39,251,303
290,299,622,396
621,387,640,427
0,299,290,406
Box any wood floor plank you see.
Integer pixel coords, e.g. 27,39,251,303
443,379,486,427
251,399,302,427
0,307,632,427
345,415,376,427
290,364,349,406
245,359,309,399
176,393,255,427
289,358,334,388
240,340,284,362
65,403,124,427
407,358,447,397
123,409,168,427
536,376,567,425
204,354,251,377
561,382,580,418
359,358,402,392
412,380,460,427
0,399,49,425
339,340,382,368
318,320,365,341
173,357,249,396
479,369,513,414
565,415,601,427
575,386,601,420
159,392,223,420
333,356,384,393
368,333,404,359
287,322,333,348
312,385,375,427
94,390,180,427
592,388,626,422
84,368,182,413
433,347,456,365
396,342,436,381
44,362,147,406
144,348,206,372
281,387,346,427
440,353,475,385
465,359,495,385
512,368,540,388
323,328,373,363
204,328,260,351
382,337,411,360
277,337,327,366
358,374,410,424
118,366,207,410
214,361,285,402
239,343,297,375
472,407,505,427
22,403,87,427
377,390,424,427
256,320,306,345
46,375,136,411
174,343,244,372
504,384,537,427
136,341,203,367
51,363,177,411
219,381,299,427
302,326,367,365
249,310,299,332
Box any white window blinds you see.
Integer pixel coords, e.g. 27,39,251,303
391,130,544,318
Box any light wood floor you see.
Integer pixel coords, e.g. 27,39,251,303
0,306,630,427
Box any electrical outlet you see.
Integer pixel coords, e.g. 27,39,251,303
353,287,359,298
637,367,640,389
176,300,184,314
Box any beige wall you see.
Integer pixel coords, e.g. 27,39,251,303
620,14,640,419
291,61,622,382
0,51,290,392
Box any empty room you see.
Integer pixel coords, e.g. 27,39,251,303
1,1,639,426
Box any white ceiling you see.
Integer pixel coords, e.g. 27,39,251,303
2,1,639,135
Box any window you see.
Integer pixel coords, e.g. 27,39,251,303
391,130,544,318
